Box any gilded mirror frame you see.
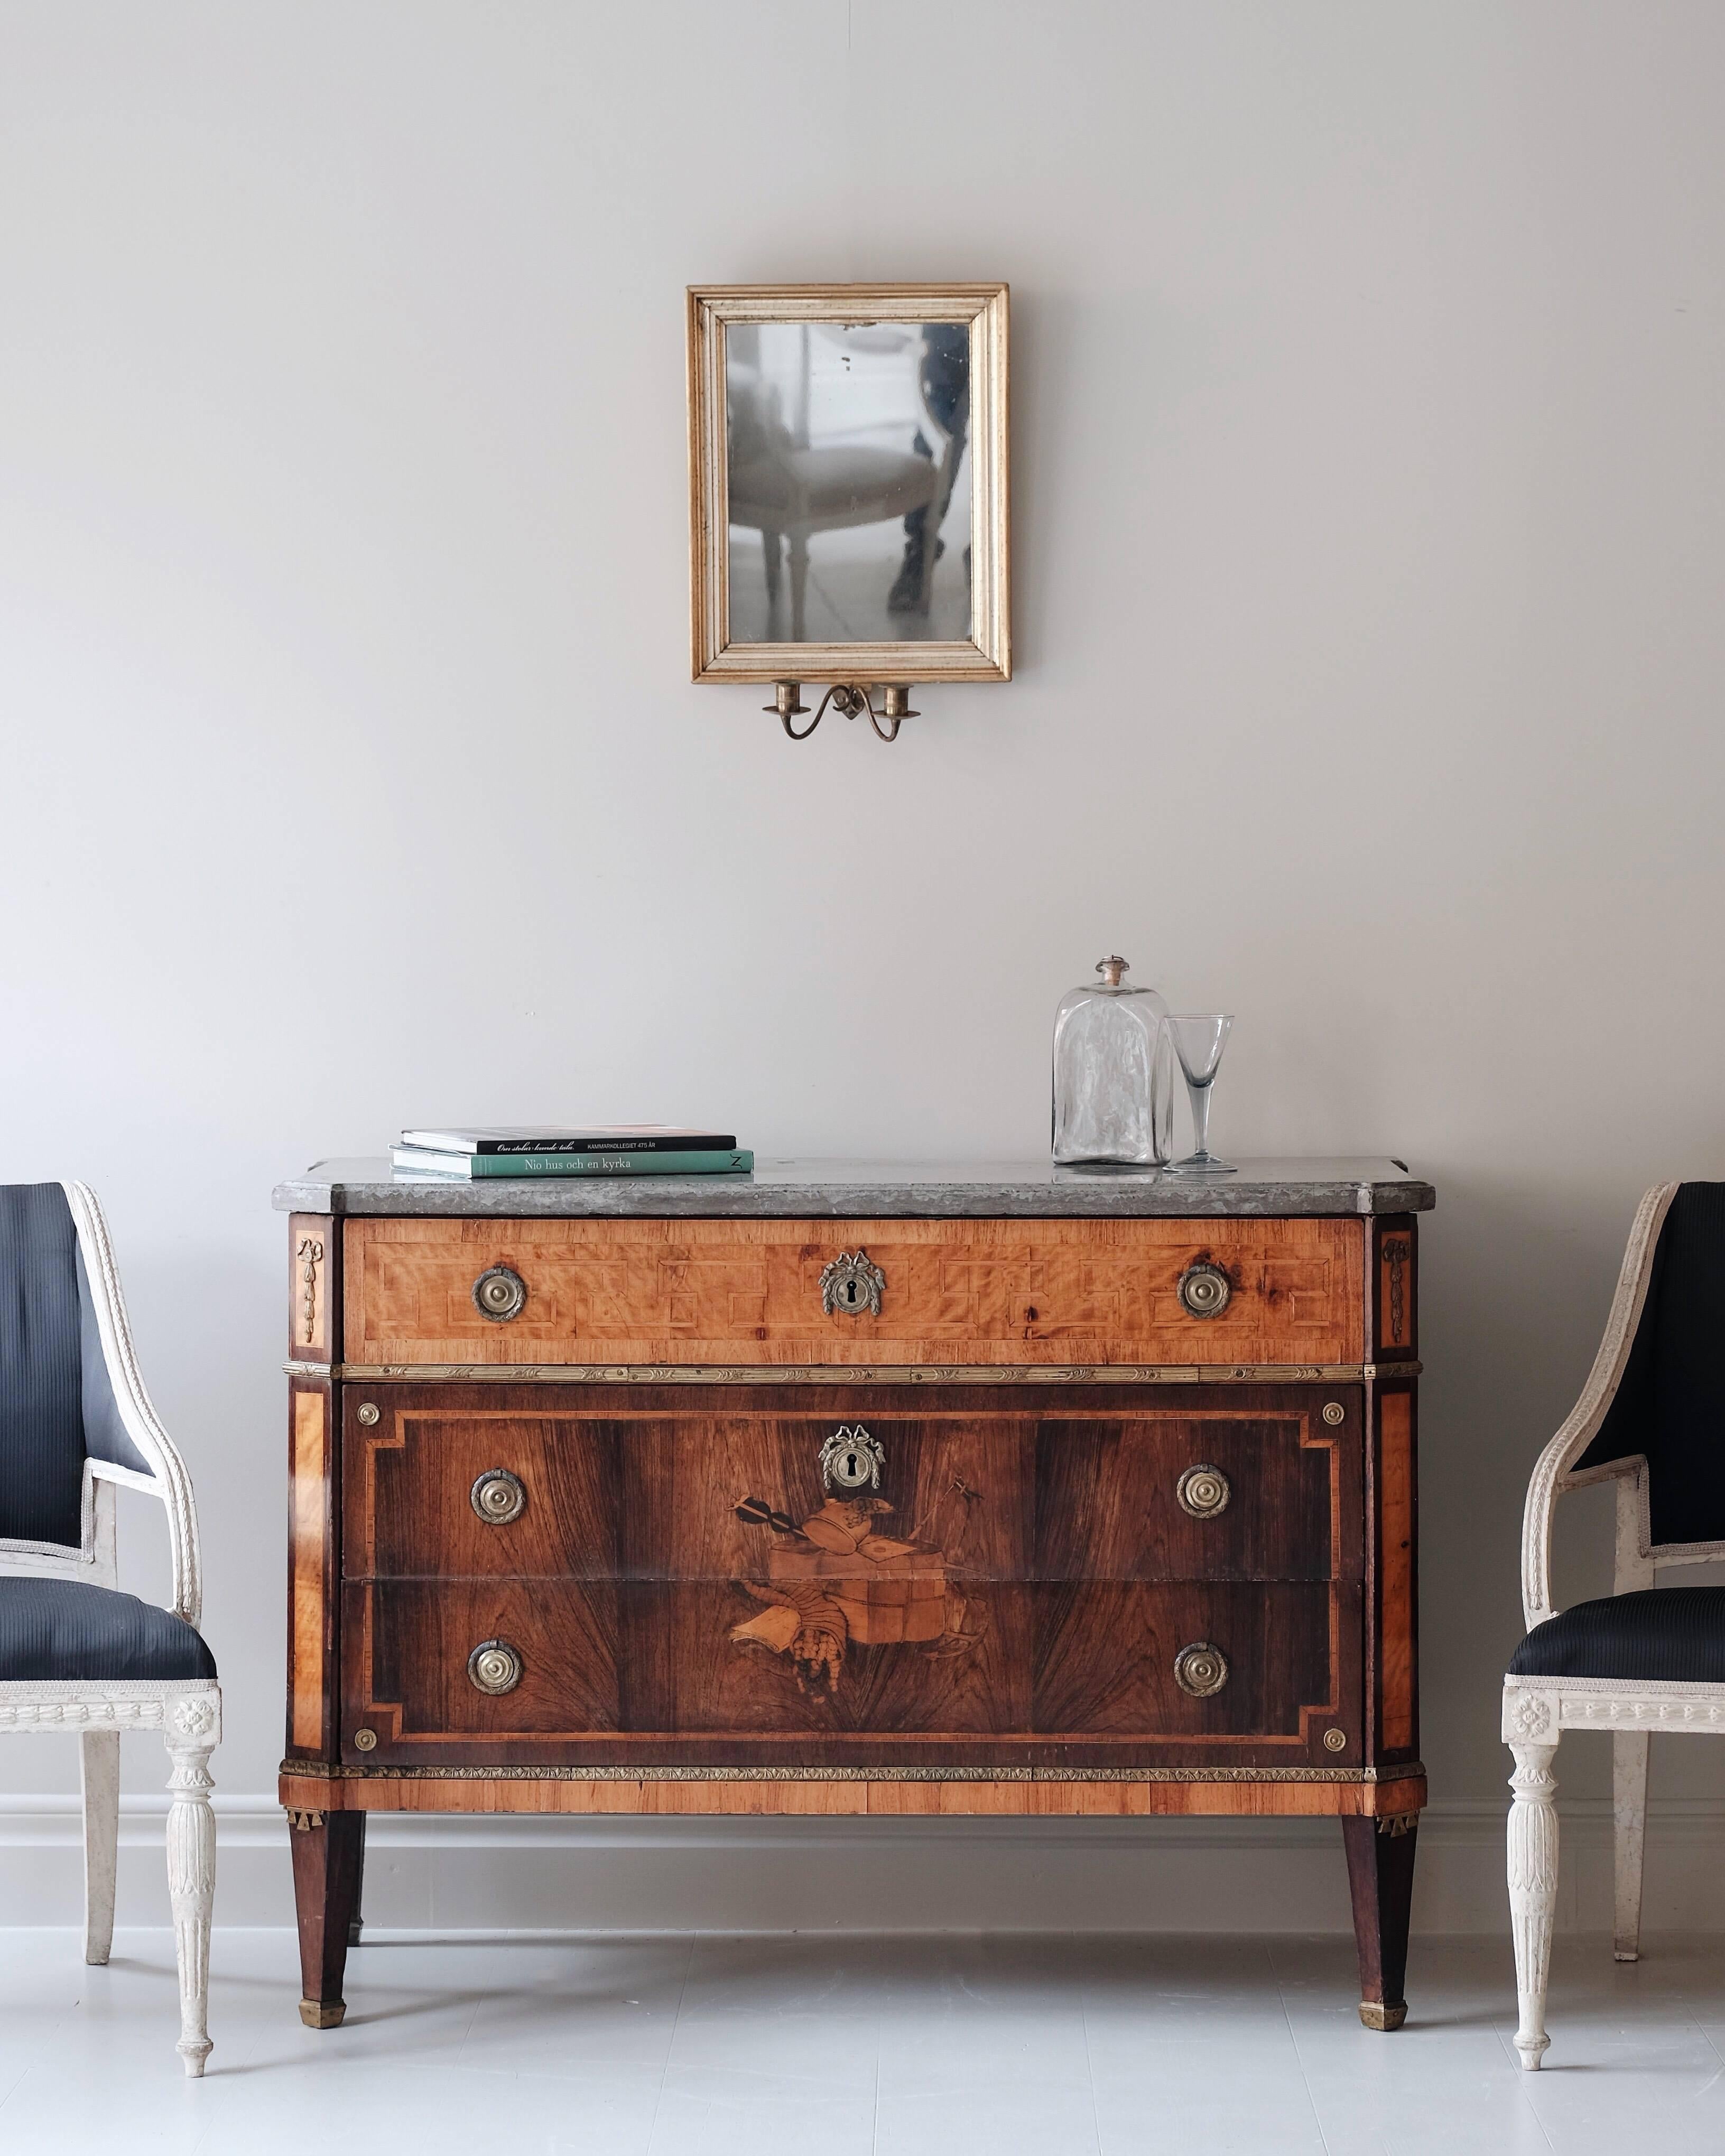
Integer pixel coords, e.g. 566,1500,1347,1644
688,282,1010,685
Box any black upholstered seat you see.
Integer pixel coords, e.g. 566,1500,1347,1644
0,1577,216,1684
1511,1587,1725,1687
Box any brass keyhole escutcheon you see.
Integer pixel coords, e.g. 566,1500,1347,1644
1176,1465,1231,1520
472,1265,528,1323
467,1640,523,1695
819,1424,885,1492
1176,1262,1231,1319
470,1470,526,1525
1173,1641,1230,1697
819,1250,886,1319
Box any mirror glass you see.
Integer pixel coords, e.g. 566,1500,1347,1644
725,320,971,645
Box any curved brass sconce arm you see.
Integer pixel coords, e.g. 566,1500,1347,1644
765,682,919,744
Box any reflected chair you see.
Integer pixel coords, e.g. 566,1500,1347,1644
726,369,944,642
1503,1181,1724,2067
0,1183,220,2074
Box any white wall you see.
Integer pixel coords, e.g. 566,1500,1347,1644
2,1,1722,1934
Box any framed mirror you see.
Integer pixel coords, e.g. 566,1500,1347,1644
688,283,1009,684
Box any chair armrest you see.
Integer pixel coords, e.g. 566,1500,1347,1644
1520,1182,1677,1630
63,1183,203,1629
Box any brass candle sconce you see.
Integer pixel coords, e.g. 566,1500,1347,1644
688,283,1010,742
766,681,919,744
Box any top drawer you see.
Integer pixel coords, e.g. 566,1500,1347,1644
343,1216,1366,1369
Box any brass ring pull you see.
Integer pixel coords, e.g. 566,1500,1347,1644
1173,1641,1229,1697
1176,1465,1231,1520
472,1265,527,1323
467,1640,523,1695
1177,1262,1232,1318
470,1470,526,1525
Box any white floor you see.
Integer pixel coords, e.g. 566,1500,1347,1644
2,1929,1723,2154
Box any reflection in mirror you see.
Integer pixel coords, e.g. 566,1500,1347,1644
725,320,971,645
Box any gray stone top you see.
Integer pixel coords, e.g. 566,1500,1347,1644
274,1157,1435,1219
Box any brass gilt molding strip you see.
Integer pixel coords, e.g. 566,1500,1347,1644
287,1361,1420,1386
280,1760,1426,1786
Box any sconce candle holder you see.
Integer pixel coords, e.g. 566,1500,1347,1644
767,682,919,744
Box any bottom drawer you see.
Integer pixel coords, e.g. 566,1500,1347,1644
342,1577,1358,1771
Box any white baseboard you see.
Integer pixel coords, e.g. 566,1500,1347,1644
2,1795,1723,1936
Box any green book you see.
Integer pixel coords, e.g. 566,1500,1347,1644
391,1145,754,1179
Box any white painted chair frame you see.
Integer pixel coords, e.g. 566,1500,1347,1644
0,1182,219,2075
1502,1179,1725,2068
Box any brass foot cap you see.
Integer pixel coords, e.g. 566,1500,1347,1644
1358,2001,1407,2032
299,1999,347,2029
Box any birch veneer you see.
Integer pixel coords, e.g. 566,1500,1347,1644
275,1157,1432,2030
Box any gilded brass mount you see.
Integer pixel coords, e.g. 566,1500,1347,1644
767,681,919,743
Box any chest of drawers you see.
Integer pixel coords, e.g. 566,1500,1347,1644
276,1158,1431,2030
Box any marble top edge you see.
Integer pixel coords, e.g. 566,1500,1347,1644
273,1157,1435,1218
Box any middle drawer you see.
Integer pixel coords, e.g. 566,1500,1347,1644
342,1383,1358,1586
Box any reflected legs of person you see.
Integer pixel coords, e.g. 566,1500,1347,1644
888,324,970,615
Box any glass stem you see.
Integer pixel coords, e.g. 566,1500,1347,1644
1188,1079,1212,1159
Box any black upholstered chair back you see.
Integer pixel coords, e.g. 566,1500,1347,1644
0,1183,149,1549
1572,1182,1725,1549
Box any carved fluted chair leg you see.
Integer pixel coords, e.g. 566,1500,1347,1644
1507,1739,1559,2069
1612,1729,1649,1962
164,1698,219,2076
80,1730,120,1967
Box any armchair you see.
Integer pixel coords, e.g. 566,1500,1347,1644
1503,1180,1725,2067
0,1182,220,2075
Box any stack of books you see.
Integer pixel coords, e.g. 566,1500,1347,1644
391,1127,754,1179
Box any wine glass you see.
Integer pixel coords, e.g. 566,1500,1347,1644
1166,1014,1235,1175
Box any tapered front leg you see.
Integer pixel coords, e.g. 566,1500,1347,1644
348,1809,367,1947
289,1809,365,2027
1507,1740,1560,2069
164,1692,220,2076
1341,1815,1418,2029
80,1730,119,1966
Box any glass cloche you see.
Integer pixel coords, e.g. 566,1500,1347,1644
1051,955,1175,1166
